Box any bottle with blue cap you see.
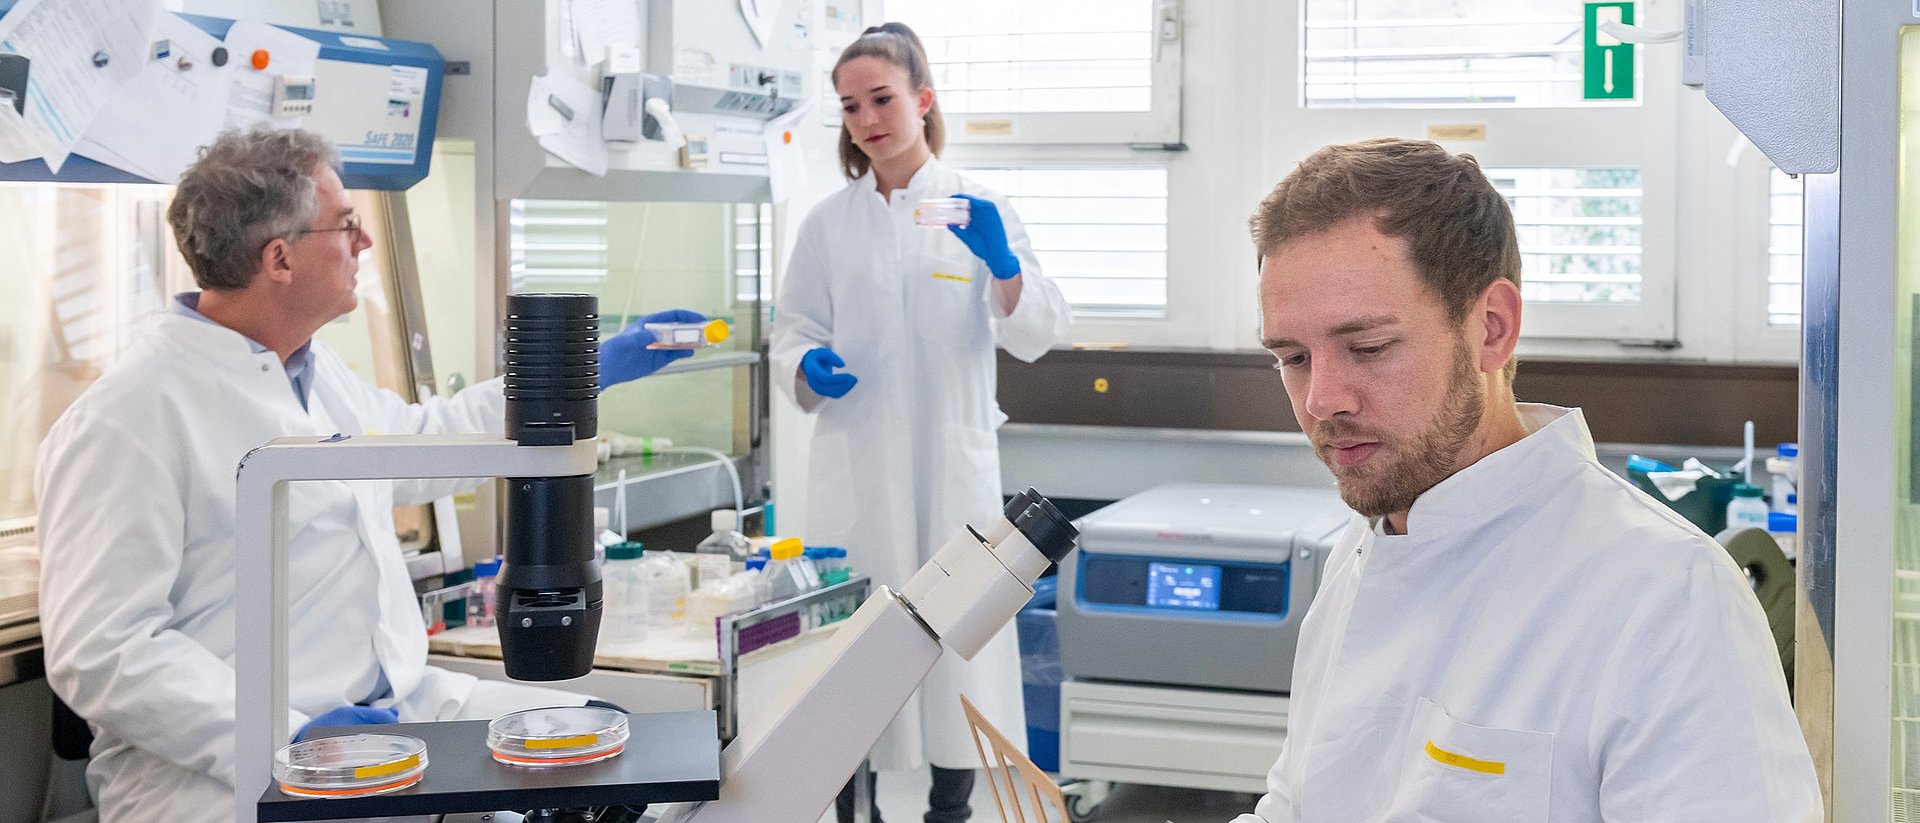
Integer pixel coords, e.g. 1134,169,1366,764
743,556,771,606
1767,511,1798,561
1766,443,1799,514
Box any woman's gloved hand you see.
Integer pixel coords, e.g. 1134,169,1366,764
947,193,1020,280
800,347,859,398
295,705,398,743
600,309,707,389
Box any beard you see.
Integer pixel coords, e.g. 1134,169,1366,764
1310,340,1486,518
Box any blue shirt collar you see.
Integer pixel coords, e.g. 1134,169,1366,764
171,292,315,409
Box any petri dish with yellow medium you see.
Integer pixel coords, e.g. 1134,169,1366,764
487,706,630,767
274,733,428,798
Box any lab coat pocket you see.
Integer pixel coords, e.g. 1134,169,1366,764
1389,697,1554,823
914,251,987,346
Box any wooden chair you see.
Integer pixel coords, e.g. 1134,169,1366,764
961,694,1071,823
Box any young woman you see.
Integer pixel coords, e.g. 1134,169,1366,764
769,22,1070,823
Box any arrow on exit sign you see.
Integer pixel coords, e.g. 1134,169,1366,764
1584,1,1636,101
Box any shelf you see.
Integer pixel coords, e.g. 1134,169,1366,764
648,350,762,377
594,451,761,533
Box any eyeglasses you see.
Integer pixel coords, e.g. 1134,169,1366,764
297,213,364,238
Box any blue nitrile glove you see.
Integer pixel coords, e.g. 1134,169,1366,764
946,193,1020,280
600,309,707,389
800,347,858,398
295,706,398,743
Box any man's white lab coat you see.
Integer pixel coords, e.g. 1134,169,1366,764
1235,404,1821,822
36,312,580,823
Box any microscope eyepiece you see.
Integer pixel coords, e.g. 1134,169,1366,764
1012,495,1077,564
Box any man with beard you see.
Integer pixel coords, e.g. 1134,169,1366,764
1230,139,1819,822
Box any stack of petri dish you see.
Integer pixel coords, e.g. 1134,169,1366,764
487,706,631,768
274,733,429,798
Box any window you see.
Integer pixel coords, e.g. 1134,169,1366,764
1768,168,1803,327
880,0,1181,144
734,203,772,304
499,201,765,456
508,199,610,291
1491,167,1643,304
956,165,1169,317
1274,0,1679,342
1302,1,1637,108
0,183,187,522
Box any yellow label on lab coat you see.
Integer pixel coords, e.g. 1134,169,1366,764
1425,740,1505,775
931,272,973,283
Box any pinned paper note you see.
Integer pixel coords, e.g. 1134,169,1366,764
527,72,607,177
0,0,164,172
567,0,643,70
74,14,233,181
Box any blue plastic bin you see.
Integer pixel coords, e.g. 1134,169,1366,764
1016,576,1062,772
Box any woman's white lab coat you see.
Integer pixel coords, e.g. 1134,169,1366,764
1234,405,1821,822
771,159,1070,770
35,312,579,823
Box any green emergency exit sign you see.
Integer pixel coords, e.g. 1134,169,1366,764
1584,1,1636,100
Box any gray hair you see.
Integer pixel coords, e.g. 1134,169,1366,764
167,128,343,290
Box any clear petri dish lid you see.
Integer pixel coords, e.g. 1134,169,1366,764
487,706,630,768
274,733,428,798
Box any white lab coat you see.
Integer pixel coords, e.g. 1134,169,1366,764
35,312,583,823
771,159,1070,770
1234,405,1821,823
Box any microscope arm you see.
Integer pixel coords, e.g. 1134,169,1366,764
658,493,1076,823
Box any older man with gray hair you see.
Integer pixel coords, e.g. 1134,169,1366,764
33,128,686,822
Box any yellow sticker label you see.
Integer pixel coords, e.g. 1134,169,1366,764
965,118,1014,136
931,272,973,283
1425,740,1504,775
527,733,600,750
1093,377,1110,394
352,753,420,780
1426,123,1488,142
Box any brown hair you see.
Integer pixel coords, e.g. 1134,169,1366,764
1249,138,1521,327
832,22,944,180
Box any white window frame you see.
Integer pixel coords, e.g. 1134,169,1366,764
886,0,1185,146
1731,157,1802,364
941,143,1197,344
1267,0,1682,343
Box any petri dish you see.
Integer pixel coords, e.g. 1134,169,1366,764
274,733,428,798
487,706,630,767
913,197,970,228
644,319,731,350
